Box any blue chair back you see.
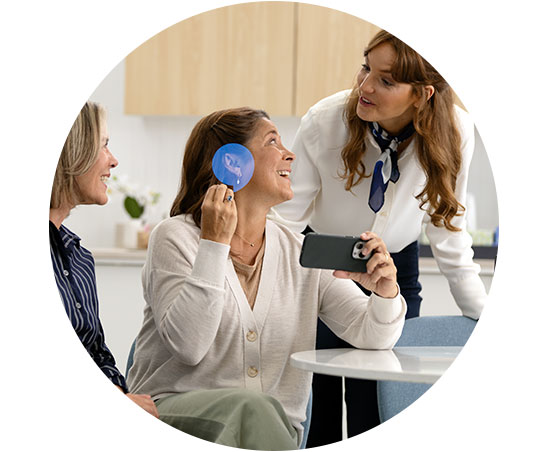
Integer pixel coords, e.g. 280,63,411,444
377,315,477,422
126,339,312,448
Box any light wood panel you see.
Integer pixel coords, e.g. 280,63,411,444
124,2,463,116
294,4,381,116
125,3,296,115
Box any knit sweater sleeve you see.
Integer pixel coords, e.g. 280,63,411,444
142,217,230,366
318,271,407,350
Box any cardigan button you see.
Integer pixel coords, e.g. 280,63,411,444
246,331,257,342
247,366,258,378
63,270,69,276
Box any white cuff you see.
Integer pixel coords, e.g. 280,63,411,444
370,288,407,324
191,239,230,287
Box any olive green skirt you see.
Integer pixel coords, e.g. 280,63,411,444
156,388,300,450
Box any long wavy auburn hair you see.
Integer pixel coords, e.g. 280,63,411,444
170,107,270,228
341,30,464,231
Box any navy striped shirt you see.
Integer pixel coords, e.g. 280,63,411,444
49,221,128,392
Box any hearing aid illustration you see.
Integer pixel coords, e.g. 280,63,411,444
212,143,255,191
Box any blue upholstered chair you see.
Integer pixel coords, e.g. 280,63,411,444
377,315,477,422
126,340,313,449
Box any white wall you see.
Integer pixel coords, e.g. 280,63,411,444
65,60,498,247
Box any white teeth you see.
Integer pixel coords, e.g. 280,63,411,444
277,170,290,176
362,97,371,104
100,176,109,182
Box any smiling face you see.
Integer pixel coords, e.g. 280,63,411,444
356,42,420,134
75,118,118,206
242,118,295,207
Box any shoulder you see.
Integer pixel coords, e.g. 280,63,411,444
150,214,200,246
298,90,351,150
303,90,350,126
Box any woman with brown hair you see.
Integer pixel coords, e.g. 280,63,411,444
126,107,406,450
271,30,487,445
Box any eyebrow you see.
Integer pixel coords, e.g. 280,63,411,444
363,53,394,76
263,129,279,138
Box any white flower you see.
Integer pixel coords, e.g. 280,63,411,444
108,174,160,219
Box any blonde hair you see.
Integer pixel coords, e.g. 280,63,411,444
341,30,464,231
50,102,105,209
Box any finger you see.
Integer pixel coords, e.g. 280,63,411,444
369,262,397,284
366,251,391,274
333,270,352,279
334,270,375,291
361,237,387,257
203,185,218,204
224,187,235,203
212,184,228,204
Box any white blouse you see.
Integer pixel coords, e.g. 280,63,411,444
269,90,486,319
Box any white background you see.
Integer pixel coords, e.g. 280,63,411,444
1,1,546,451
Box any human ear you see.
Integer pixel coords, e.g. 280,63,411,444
413,85,435,107
425,85,435,101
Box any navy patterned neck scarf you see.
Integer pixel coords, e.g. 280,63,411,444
368,121,415,213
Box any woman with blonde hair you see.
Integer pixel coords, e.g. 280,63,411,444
271,30,487,445
127,107,406,450
49,102,158,418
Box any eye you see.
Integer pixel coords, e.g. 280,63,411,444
382,78,394,87
361,63,370,73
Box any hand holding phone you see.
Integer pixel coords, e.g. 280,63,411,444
299,233,372,273
300,231,399,298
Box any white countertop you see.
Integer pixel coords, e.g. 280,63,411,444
92,248,147,266
91,247,495,275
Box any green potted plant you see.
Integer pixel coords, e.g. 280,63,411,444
108,175,160,248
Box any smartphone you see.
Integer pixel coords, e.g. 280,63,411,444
299,233,371,273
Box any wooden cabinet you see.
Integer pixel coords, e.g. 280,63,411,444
294,4,380,115
125,3,380,116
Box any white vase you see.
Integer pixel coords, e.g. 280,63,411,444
115,219,142,249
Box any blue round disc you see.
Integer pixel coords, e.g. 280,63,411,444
212,143,254,192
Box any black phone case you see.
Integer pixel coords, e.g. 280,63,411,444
299,233,370,273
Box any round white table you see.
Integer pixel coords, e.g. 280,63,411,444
290,346,462,384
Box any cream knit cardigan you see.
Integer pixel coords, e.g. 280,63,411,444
128,214,406,438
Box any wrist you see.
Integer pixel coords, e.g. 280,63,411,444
375,285,399,299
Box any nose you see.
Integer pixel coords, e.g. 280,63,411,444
282,146,296,163
358,71,373,94
108,148,119,168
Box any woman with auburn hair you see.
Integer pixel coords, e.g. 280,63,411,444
270,30,487,445
49,102,158,418
127,107,406,450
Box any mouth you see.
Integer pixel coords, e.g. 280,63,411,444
276,170,291,178
359,96,375,106
100,175,110,184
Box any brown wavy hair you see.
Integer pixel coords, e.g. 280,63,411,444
170,107,269,227
341,30,464,231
